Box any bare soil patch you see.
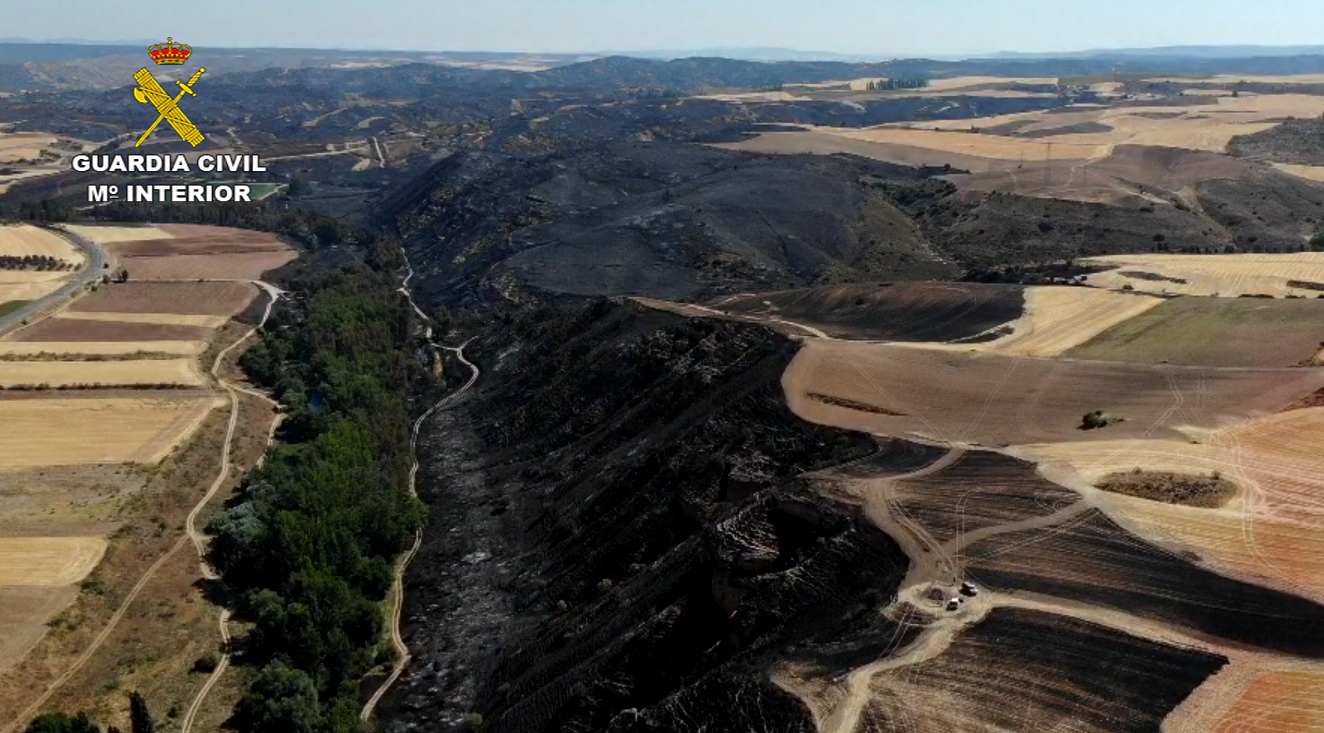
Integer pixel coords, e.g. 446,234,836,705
52,312,227,328
1212,670,1324,732
69,282,257,317
1097,469,1236,507
0,586,76,673
1067,296,1324,368
118,251,298,282
9,318,211,343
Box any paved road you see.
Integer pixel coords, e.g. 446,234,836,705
0,226,106,338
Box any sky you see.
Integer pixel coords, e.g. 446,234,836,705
6,0,1324,57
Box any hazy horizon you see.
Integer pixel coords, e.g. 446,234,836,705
4,0,1324,58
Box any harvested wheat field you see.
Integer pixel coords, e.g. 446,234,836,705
1067,296,1324,367
0,341,205,358
954,286,1165,357
1210,670,1324,733
0,134,56,163
61,225,174,243
0,281,63,303
51,311,227,328
0,586,76,672
0,536,105,585
68,281,256,317
784,340,1324,446
0,396,222,467
7,318,211,343
0,225,83,265
0,359,202,388
1086,252,1324,297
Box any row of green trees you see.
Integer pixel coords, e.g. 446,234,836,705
865,78,930,91
211,260,425,732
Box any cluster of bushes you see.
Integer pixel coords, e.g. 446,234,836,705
204,263,426,732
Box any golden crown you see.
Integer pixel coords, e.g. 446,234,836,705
148,37,192,65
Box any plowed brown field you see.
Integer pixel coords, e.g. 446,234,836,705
119,252,297,281
9,319,211,343
69,282,257,317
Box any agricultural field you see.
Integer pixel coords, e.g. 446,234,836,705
0,341,206,358
0,225,84,263
1085,252,1324,297
70,224,296,281
782,339,1324,445
1067,296,1324,367
0,133,57,164
0,217,288,709
0,396,223,466
907,286,1166,357
0,359,203,388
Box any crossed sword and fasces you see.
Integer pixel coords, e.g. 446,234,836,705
132,67,206,147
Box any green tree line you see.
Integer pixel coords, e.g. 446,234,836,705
866,78,930,91
208,262,426,732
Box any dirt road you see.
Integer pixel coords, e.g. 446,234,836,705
178,281,282,733
360,260,480,724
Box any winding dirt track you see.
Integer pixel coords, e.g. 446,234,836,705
178,281,282,733
635,295,1324,733
359,262,480,724
6,281,282,733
